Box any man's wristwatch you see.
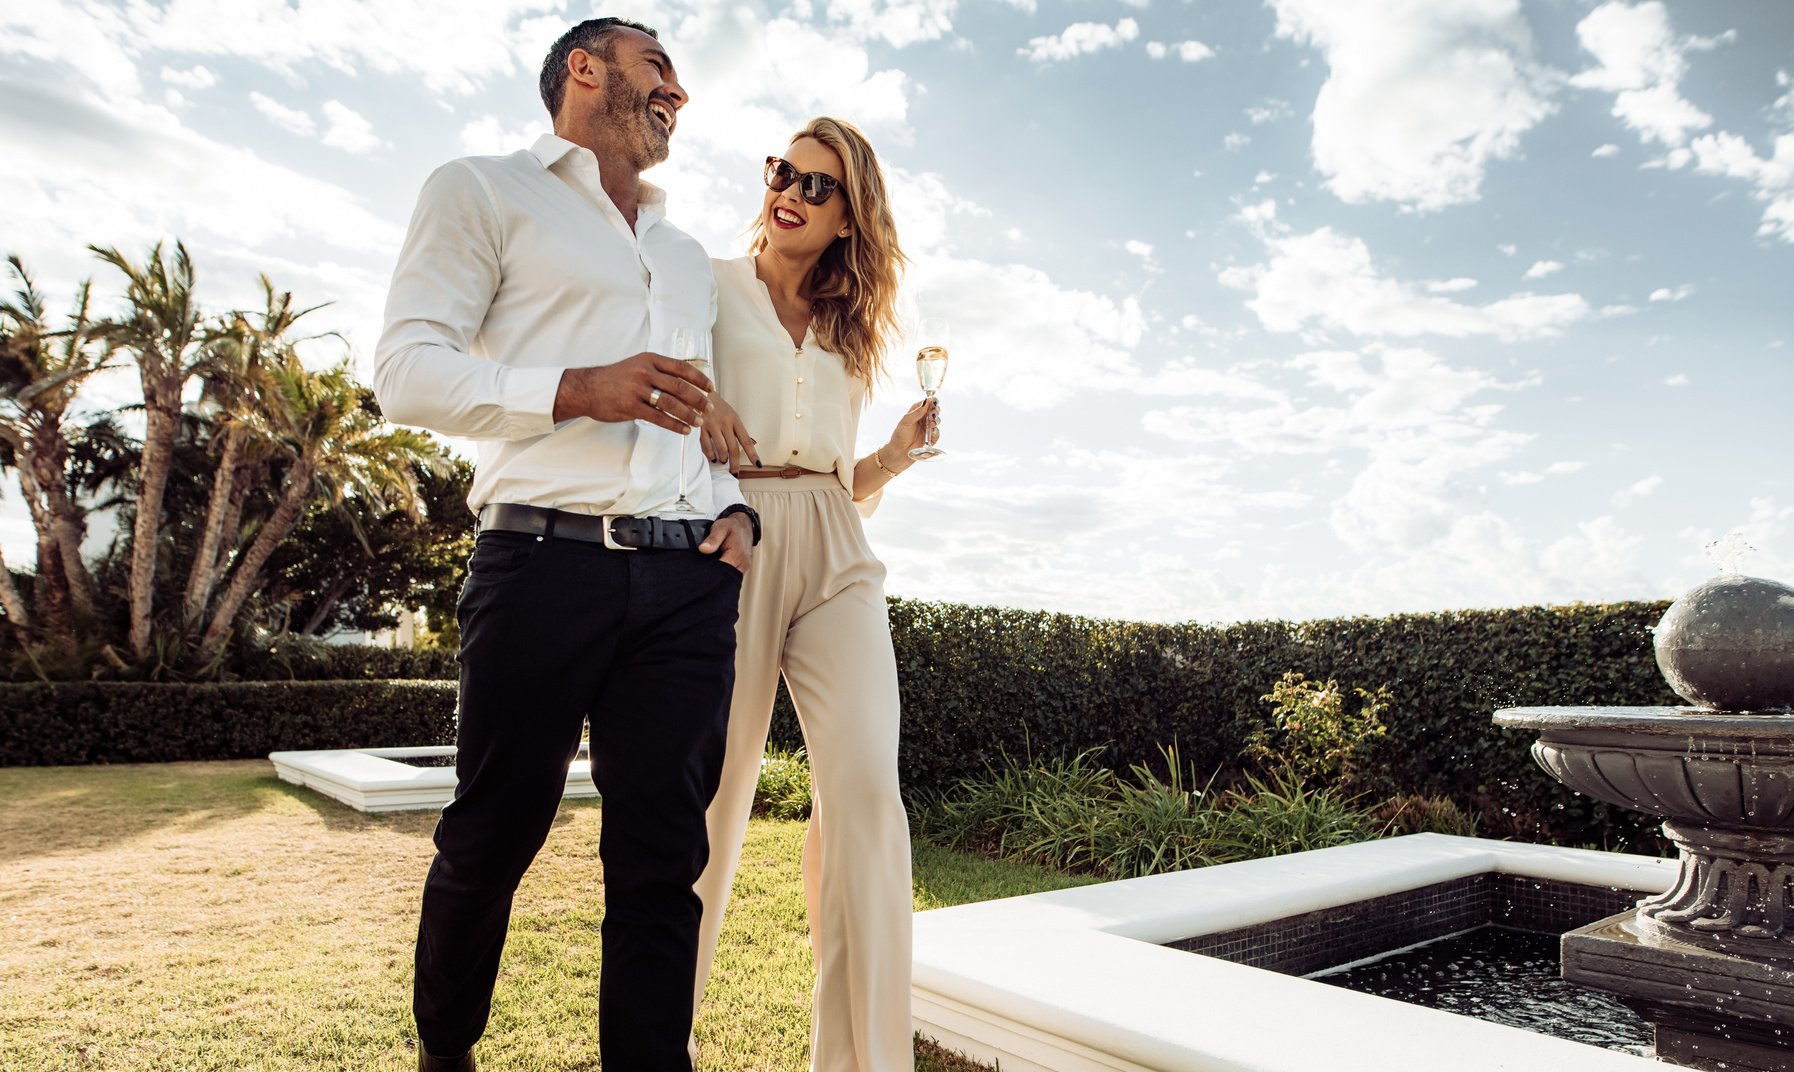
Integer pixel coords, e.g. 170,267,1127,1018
716,503,762,545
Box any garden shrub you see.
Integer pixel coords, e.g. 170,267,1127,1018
0,681,457,766
775,597,1676,851
754,747,813,820
1244,672,1391,791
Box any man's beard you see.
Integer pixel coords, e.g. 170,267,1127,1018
601,66,670,170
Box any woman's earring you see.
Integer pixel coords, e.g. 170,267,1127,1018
838,229,850,237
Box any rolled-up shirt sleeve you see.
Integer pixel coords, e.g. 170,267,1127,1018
373,161,563,440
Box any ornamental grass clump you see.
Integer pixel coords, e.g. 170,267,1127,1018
753,746,813,820
915,743,1382,880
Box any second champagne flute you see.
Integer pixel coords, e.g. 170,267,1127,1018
909,316,948,460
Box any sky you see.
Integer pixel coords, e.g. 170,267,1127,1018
2,0,1792,625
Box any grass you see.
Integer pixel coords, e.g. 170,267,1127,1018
0,761,1086,1071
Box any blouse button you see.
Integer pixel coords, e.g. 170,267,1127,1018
797,377,805,384
794,413,803,419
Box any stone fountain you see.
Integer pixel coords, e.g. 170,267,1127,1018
1496,565,1794,1071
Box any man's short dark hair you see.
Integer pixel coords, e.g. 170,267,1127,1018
539,17,659,120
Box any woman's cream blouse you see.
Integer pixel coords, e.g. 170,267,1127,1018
711,255,872,503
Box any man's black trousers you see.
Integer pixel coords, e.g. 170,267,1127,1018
413,530,742,1069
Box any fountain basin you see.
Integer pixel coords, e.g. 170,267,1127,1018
269,745,596,812
1494,706,1794,827
912,834,1673,1071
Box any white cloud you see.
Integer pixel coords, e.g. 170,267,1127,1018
1426,277,1478,293
1612,474,1663,507
320,100,382,154
1020,17,1139,64
1649,283,1696,302
160,64,216,90
458,115,550,157
1269,0,1557,211
1522,259,1563,280
1591,142,1620,158
0,80,402,264
249,91,316,137
1688,130,1794,243
1497,243,1517,256
1246,98,1293,125
1221,211,1591,341
1664,373,1690,386
1144,345,1534,552
904,252,1145,410
1253,170,1277,185
1223,131,1250,151
819,0,957,48
1124,239,1153,258
1571,1,1712,147
1146,40,1215,63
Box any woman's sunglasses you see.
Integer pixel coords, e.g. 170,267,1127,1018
764,156,844,206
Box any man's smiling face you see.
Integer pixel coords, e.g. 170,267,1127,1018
593,27,687,171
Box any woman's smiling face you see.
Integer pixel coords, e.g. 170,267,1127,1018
762,136,851,260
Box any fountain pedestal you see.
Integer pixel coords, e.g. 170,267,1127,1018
1494,705,1794,1071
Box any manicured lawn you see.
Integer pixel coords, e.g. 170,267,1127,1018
0,761,1090,1071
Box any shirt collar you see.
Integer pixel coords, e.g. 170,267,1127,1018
530,133,668,214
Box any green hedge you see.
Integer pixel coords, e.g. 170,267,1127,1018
4,599,1681,850
0,681,457,766
765,599,1679,852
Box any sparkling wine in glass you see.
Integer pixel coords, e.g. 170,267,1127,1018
669,328,711,515
909,317,948,460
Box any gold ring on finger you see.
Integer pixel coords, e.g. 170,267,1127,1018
648,387,663,409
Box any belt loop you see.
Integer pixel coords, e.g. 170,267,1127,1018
542,510,557,546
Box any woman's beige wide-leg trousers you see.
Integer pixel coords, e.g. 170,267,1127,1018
692,474,914,1072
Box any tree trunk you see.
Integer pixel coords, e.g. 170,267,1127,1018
196,460,315,664
33,443,95,618
300,572,354,636
0,542,31,636
128,394,180,659
13,463,75,650
182,422,245,626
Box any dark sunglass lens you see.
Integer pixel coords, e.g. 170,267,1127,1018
803,174,839,205
765,158,797,191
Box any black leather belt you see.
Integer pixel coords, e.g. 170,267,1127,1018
477,503,711,551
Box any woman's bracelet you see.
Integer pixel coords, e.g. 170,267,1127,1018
874,447,900,478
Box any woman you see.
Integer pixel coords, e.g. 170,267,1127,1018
691,117,930,1071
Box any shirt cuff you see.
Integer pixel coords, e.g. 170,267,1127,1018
504,365,569,438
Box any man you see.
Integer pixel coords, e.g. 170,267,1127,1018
373,17,758,1072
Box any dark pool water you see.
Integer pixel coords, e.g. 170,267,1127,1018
390,755,457,767
1311,926,1653,1054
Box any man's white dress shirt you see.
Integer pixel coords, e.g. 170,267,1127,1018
375,133,744,520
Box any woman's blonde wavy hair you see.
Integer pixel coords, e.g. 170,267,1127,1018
747,116,907,385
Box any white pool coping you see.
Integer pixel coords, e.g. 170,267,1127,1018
913,834,1682,1071
268,745,596,813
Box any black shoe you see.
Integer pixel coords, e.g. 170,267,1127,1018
417,1047,475,1072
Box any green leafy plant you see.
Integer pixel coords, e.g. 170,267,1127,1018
754,746,813,820
1245,671,1391,791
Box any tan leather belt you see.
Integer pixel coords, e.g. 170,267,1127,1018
734,466,831,480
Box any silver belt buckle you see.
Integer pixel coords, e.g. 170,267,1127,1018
600,515,636,551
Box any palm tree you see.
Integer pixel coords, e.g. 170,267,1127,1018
181,277,333,629
90,241,215,660
0,257,113,649
195,358,445,664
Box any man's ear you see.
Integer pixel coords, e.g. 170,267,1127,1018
569,48,605,92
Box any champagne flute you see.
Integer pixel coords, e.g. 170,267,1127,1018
669,327,712,515
909,317,948,460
